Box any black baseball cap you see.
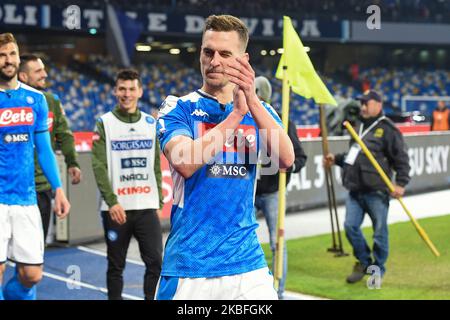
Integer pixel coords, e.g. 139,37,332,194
356,89,382,103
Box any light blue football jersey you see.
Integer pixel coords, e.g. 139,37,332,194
0,82,48,205
157,90,282,277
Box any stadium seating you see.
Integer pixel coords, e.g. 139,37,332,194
15,0,450,23
44,56,450,131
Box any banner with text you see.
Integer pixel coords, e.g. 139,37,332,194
0,3,344,40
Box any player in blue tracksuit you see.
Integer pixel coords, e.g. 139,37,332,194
0,33,70,300
155,15,294,300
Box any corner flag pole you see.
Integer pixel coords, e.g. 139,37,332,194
274,65,290,290
343,121,440,257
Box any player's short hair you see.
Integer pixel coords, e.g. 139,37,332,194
19,53,41,73
115,69,142,87
0,33,18,48
203,15,249,51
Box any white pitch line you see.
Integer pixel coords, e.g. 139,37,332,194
6,260,143,300
283,290,329,300
77,246,145,266
41,271,143,300
77,246,329,300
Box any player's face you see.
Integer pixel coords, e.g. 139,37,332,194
360,99,382,119
0,42,20,81
21,58,48,90
200,30,244,90
114,79,143,113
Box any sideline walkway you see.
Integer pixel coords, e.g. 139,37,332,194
84,189,449,300
256,189,450,243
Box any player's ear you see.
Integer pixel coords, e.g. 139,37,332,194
18,71,27,83
244,52,249,61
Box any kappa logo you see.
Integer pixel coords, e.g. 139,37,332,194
3,133,29,143
191,109,209,118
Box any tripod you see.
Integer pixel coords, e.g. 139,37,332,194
319,104,348,257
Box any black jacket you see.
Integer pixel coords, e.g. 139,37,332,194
335,114,410,193
256,119,307,195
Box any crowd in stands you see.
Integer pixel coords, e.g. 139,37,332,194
42,55,450,131
174,0,450,22
12,0,450,23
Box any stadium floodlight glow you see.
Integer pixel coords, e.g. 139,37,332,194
89,28,97,35
136,45,152,52
170,48,181,55
187,47,197,53
277,48,284,54
304,46,310,53
269,50,276,56
261,50,267,56
420,50,429,62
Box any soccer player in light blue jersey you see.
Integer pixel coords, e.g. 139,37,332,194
155,15,294,300
0,33,70,300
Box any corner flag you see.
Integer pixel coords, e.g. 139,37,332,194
275,16,337,106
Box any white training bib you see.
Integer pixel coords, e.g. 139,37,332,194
101,111,159,211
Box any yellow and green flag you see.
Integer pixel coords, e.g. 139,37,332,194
276,16,337,106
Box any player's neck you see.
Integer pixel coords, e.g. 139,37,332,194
118,104,138,114
0,77,18,90
201,83,233,105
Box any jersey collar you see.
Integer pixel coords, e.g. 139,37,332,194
196,89,229,111
196,89,218,101
0,81,21,92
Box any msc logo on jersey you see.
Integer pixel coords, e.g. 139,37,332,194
207,164,249,179
121,157,147,169
111,139,153,151
0,107,34,127
3,133,30,144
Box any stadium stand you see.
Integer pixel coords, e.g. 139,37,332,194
43,55,450,130
12,0,450,22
